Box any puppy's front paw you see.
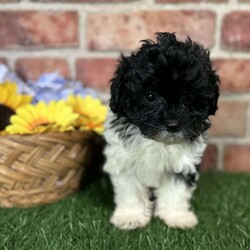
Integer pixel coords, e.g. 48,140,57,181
110,207,151,230
156,210,198,229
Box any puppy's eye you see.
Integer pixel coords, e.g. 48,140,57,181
144,93,157,103
183,96,195,106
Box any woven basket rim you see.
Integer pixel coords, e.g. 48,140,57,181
0,130,96,139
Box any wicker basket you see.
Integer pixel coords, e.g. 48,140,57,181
0,130,95,208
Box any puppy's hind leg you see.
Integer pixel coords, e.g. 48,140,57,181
154,172,198,229
109,172,153,230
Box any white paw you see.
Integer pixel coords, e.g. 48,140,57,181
110,207,151,230
156,210,198,229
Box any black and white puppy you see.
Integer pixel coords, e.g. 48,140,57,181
103,32,219,230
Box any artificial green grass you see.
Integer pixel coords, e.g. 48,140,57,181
0,172,249,250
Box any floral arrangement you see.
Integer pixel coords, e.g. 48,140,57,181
0,64,108,136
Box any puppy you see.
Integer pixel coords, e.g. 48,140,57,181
103,32,219,230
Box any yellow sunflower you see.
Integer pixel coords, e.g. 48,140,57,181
0,81,32,111
67,95,108,134
5,100,79,135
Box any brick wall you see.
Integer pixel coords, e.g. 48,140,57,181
0,0,250,172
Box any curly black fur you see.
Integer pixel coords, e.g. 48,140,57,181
110,32,220,142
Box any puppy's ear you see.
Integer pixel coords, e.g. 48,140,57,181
196,46,220,116
110,76,124,113
110,56,128,114
208,71,220,115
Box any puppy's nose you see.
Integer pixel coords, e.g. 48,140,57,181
166,120,181,132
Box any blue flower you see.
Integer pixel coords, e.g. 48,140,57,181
0,64,99,103
27,71,98,103
0,64,35,96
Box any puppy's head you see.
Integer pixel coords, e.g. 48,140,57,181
110,32,219,143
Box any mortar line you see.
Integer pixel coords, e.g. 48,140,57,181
216,143,225,171
211,7,225,56
1,2,250,12
246,101,250,138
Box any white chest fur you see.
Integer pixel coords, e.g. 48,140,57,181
104,114,207,188
135,140,206,187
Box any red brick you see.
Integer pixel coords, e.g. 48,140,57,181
0,58,7,65
15,58,70,81
76,58,118,89
209,100,248,137
222,12,250,50
87,11,215,51
0,0,18,2
33,0,133,2
224,145,250,172
201,144,218,171
0,11,78,48
157,0,226,2
213,59,250,92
